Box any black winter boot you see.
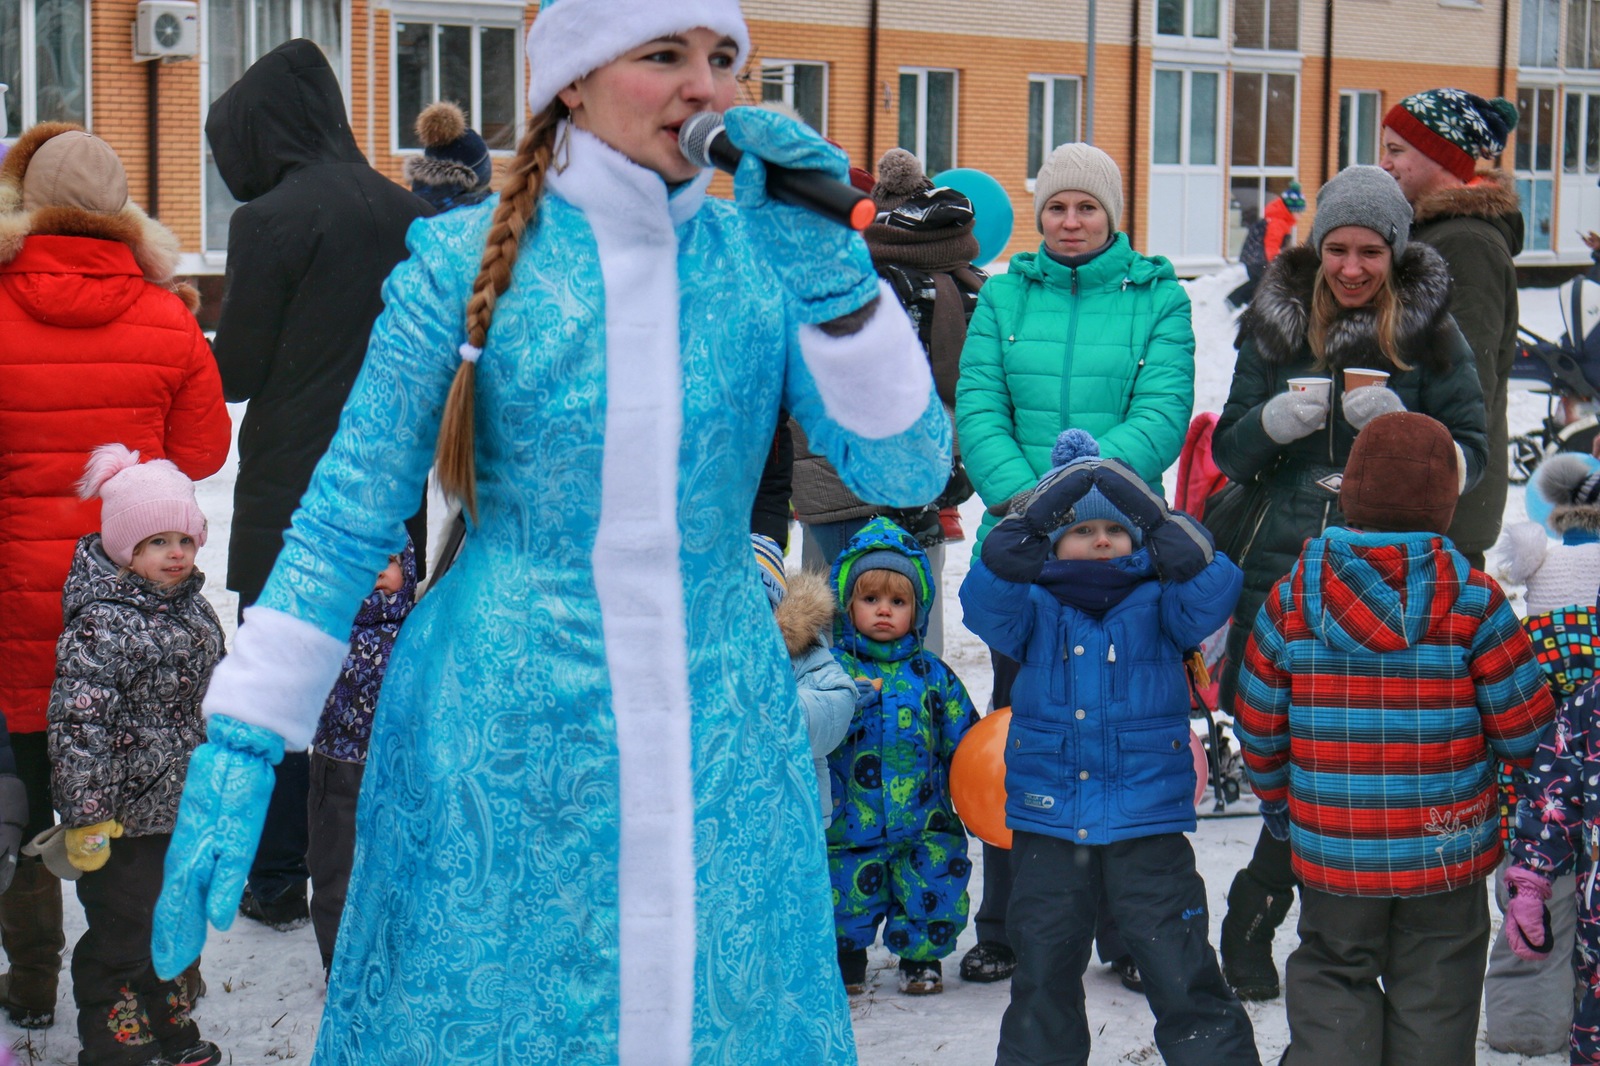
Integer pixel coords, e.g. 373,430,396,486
0,857,64,1027
838,948,868,995
1219,869,1293,1001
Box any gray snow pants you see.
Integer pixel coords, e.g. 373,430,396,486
1483,860,1578,1055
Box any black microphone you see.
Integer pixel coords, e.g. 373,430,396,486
679,111,876,232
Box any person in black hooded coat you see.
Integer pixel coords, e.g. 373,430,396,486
205,37,432,925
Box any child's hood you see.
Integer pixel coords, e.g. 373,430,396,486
830,516,936,640
775,570,833,657
354,538,418,628
1293,527,1464,654
61,532,205,620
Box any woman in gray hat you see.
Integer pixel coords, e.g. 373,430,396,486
1212,164,1489,1002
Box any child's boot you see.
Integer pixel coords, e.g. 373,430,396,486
958,939,1016,983
838,947,868,995
897,957,942,996
0,857,64,1027
1219,869,1292,1000
151,1040,222,1066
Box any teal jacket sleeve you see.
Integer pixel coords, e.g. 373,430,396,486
955,281,1041,509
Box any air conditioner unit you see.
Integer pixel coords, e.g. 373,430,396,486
134,1,198,62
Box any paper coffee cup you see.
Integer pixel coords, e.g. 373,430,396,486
1344,367,1391,392
1287,377,1332,429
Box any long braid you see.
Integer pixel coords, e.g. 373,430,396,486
434,105,566,520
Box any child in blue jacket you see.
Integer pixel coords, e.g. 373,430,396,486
959,430,1258,1066
827,517,978,996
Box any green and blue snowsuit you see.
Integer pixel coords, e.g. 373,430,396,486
826,518,978,961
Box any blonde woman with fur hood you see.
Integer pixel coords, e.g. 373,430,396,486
0,124,229,1030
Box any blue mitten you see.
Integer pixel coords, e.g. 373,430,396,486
719,107,878,324
1259,798,1291,842
152,714,284,979
982,463,1099,585
1091,458,1216,583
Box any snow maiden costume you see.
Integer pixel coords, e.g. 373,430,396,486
151,3,949,1065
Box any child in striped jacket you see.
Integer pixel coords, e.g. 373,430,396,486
1235,413,1554,1064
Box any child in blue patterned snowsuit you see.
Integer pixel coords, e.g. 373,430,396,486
306,540,416,975
827,516,978,996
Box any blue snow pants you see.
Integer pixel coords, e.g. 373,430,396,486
829,832,970,963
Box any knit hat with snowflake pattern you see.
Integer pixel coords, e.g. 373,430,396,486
1383,88,1519,183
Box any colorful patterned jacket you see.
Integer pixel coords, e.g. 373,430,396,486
311,540,416,763
1236,527,1554,896
826,518,978,847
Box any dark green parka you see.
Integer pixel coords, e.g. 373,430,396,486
1410,170,1522,563
1213,241,1489,713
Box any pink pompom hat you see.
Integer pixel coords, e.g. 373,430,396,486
76,443,207,566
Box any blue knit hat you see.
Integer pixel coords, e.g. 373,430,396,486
1047,429,1143,546
751,533,787,607
410,101,491,188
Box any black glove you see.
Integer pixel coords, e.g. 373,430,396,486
981,464,1098,584
0,775,27,895
1092,459,1215,583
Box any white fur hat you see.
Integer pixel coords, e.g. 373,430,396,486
525,0,751,117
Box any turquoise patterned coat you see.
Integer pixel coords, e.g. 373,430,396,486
254,129,949,1065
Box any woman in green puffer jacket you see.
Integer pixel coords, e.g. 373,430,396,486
952,143,1196,988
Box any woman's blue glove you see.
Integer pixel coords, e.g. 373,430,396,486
1092,459,1216,584
720,107,878,324
151,714,284,979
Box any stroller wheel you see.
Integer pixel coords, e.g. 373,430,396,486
1509,435,1545,485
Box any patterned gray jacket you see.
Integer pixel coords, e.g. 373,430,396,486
47,535,224,835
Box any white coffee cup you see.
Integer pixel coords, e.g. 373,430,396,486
1287,376,1332,428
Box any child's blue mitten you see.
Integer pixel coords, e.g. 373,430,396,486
1258,798,1291,842
720,107,878,324
151,714,284,979
1093,458,1215,583
981,463,1099,585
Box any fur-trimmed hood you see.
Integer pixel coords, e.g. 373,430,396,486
1237,241,1454,373
0,123,195,310
1410,169,1524,256
774,570,833,657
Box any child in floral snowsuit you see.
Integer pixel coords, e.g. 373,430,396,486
827,517,977,996
306,539,416,975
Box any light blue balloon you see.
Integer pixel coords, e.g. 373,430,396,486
932,168,1014,267
1527,451,1600,532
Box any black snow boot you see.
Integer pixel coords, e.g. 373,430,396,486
1219,869,1293,1001
838,948,868,995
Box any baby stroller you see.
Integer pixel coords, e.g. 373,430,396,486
1510,273,1600,483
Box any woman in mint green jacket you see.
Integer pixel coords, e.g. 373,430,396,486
952,143,1196,987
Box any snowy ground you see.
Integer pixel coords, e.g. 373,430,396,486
3,264,1577,1064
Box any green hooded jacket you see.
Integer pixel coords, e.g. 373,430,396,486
955,233,1195,553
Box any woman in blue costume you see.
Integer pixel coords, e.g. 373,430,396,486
149,2,950,1063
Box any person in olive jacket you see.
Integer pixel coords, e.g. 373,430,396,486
1212,165,1489,1002
205,37,433,928
954,142,1195,985
1381,88,1522,568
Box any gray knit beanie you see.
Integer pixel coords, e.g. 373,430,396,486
1033,143,1122,234
1311,166,1412,259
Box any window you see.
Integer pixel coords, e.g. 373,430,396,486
898,68,957,175
394,19,519,151
1148,67,1225,261
1229,71,1297,256
1517,86,1557,250
759,60,826,132
1572,0,1600,68
205,0,345,251
1027,76,1081,184
1157,0,1221,39
0,0,87,139
1233,0,1300,50
1338,90,1381,170
1523,0,1562,65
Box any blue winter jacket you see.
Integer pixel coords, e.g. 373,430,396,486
960,549,1241,843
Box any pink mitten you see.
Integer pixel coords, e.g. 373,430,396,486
1504,865,1555,961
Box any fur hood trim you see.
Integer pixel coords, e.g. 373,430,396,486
403,154,484,191
1551,503,1600,535
1410,169,1518,227
0,124,189,307
774,570,834,657
1237,241,1453,372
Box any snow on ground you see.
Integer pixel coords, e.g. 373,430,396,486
5,269,1579,1064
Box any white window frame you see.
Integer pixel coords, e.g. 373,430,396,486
389,6,524,157
1148,64,1227,266
0,0,91,141
897,67,959,175
1517,84,1559,254
1521,0,1563,68
1026,74,1082,190
758,58,828,134
1337,89,1381,171
1156,0,1225,47
1230,0,1301,53
1227,69,1299,259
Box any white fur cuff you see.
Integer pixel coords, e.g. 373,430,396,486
202,606,350,751
1454,442,1468,495
798,280,933,438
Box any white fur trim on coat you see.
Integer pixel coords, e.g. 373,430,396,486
526,0,750,116
546,126,698,1066
798,281,933,438
200,606,349,751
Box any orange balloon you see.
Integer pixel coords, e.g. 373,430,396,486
951,707,1013,849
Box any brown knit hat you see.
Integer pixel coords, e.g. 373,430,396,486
1340,412,1459,534
21,129,128,214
